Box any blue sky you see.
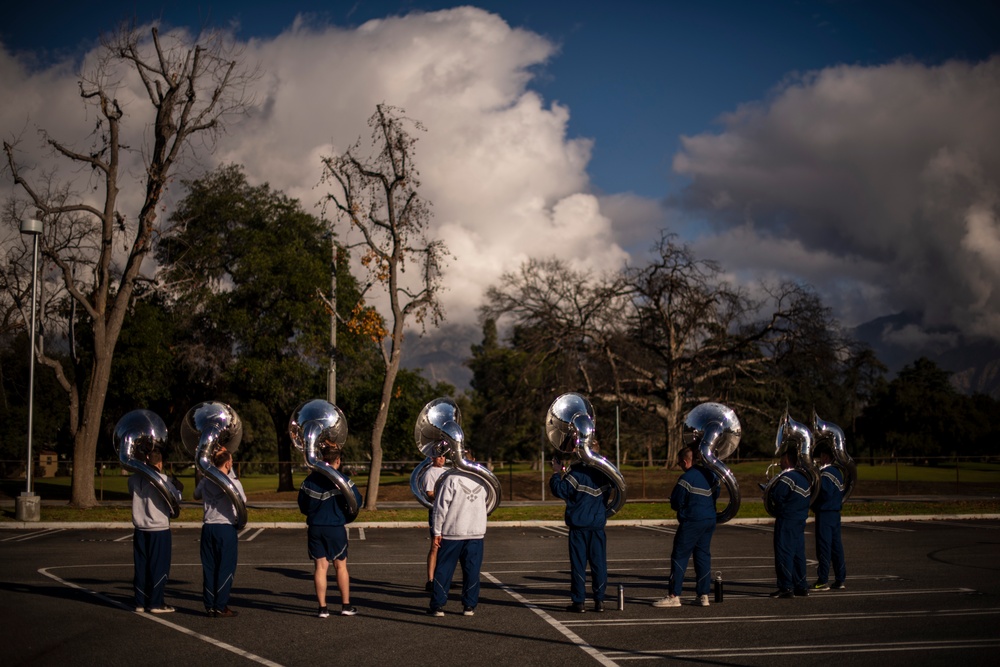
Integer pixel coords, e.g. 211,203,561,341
5,1,997,199
3,1,1000,386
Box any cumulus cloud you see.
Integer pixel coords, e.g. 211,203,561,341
672,57,1000,342
1,7,632,344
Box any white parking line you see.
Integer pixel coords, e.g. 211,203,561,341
244,528,266,542
541,526,569,536
605,637,1000,660
1,528,65,542
846,523,914,532
483,571,620,667
38,565,286,667
565,598,989,627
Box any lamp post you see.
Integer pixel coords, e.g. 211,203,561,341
16,217,42,522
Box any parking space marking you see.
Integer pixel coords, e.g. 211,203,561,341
483,571,620,667
913,520,1000,530
845,523,914,532
541,526,569,536
605,637,1000,661
1,528,65,542
244,528,266,541
561,602,996,628
39,565,286,667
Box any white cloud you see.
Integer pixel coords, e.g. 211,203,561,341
2,8,633,339
673,57,1000,340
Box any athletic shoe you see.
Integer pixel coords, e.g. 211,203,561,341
216,607,239,618
463,606,475,616
594,600,605,613
428,608,445,617
206,609,217,618
318,606,330,618
811,581,831,591
794,589,810,597
769,589,794,599
149,606,175,614
695,595,710,607
340,606,358,616
135,606,145,613
652,595,681,608
565,602,586,613
831,581,846,590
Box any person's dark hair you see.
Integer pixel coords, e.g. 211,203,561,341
147,450,163,466
785,448,799,466
813,443,833,459
212,449,232,468
321,447,341,464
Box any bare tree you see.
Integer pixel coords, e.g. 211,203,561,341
483,233,821,467
2,25,253,508
321,104,448,510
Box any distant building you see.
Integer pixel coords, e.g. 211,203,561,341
38,450,58,478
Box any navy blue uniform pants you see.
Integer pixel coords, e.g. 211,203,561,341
669,518,715,596
814,511,846,584
431,538,483,610
774,517,807,591
200,523,238,611
133,528,171,609
568,528,607,603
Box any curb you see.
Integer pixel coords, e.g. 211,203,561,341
2,514,998,530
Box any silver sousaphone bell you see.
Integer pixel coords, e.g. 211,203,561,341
762,409,819,517
410,397,501,515
683,402,742,523
180,401,248,530
114,409,181,519
544,392,627,517
289,399,360,523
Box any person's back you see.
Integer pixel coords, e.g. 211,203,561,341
433,471,487,539
670,465,718,522
772,467,811,520
551,463,610,530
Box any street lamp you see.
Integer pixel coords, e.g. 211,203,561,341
16,217,42,522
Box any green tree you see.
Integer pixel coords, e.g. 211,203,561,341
157,164,337,490
860,357,960,459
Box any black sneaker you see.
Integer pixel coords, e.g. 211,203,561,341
811,581,830,591
565,602,586,613
462,606,475,616
769,589,794,599
831,581,846,590
594,600,605,613
318,606,330,618
340,606,358,616
794,589,810,597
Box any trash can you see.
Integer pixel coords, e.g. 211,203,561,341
15,492,41,522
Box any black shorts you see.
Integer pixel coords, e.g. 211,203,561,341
307,525,348,562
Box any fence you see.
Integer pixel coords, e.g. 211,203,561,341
4,455,999,502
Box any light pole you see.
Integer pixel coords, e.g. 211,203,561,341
16,217,42,522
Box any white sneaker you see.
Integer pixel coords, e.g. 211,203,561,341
696,595,710,607
652,595,681,608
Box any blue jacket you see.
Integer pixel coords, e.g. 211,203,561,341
771,468,811,521
550,464,612,530
812,465,845,512
298,470,362,526
670,466,720,522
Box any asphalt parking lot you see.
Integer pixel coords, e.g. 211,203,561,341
2,517,999,666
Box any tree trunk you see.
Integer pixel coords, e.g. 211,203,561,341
365,350,402,510
69,353,114,508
